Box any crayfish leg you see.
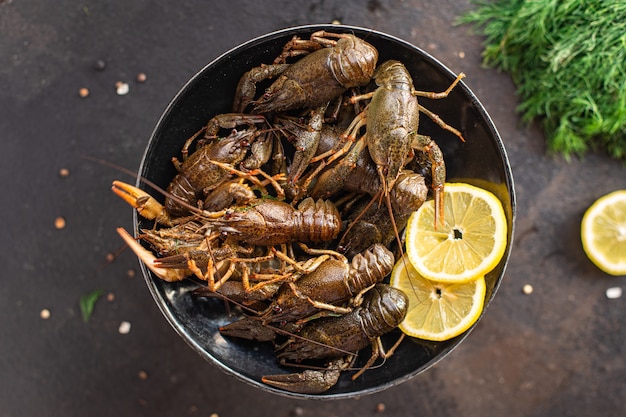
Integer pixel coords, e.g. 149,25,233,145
310,135,367,200
273,34,326,64
310,110,366,164
205,159,284,198
413,72,466,143
417,103,465,142
288,103,327,185
412,72,465,100
204,113,267,138
302,297,353,317
411,134,446,229
187,257,236,292
233,65,290,112
180,126,207,161
297,243,347,264
351,333,405,380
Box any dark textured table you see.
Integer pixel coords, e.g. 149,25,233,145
2,1,624,416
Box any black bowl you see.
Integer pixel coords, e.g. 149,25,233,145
134,24,516,399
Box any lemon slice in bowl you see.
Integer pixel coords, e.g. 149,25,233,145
406,182,508,283
581,190,626,276
390,256,486,341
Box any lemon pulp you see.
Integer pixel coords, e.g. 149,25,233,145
406,182,507,283
390,256,486,341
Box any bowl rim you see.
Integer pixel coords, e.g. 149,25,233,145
133,23,516,400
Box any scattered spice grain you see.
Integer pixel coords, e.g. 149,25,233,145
94,59,106,71
54,217,66,229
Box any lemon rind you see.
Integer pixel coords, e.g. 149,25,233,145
391,258,487,341
581,190,626,276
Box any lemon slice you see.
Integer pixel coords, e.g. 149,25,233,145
581,190,626,276
406,182,507,283
390,256,486,341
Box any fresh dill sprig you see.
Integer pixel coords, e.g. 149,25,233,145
459,0,626,160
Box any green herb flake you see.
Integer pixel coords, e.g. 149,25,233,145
459,0,626,160
80,289,104,323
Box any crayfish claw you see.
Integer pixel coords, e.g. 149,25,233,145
219,317,277,343
262,368,341,394
261,357,351,394
116,227,187,282
112,181,171,225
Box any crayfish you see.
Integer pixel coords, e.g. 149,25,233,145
112,29,467,394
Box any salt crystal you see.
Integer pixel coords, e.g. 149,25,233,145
116,82,129,95
606,287,622,299
118,321,131,334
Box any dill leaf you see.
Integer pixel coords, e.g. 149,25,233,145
80,289,104,323
459,0,626,160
